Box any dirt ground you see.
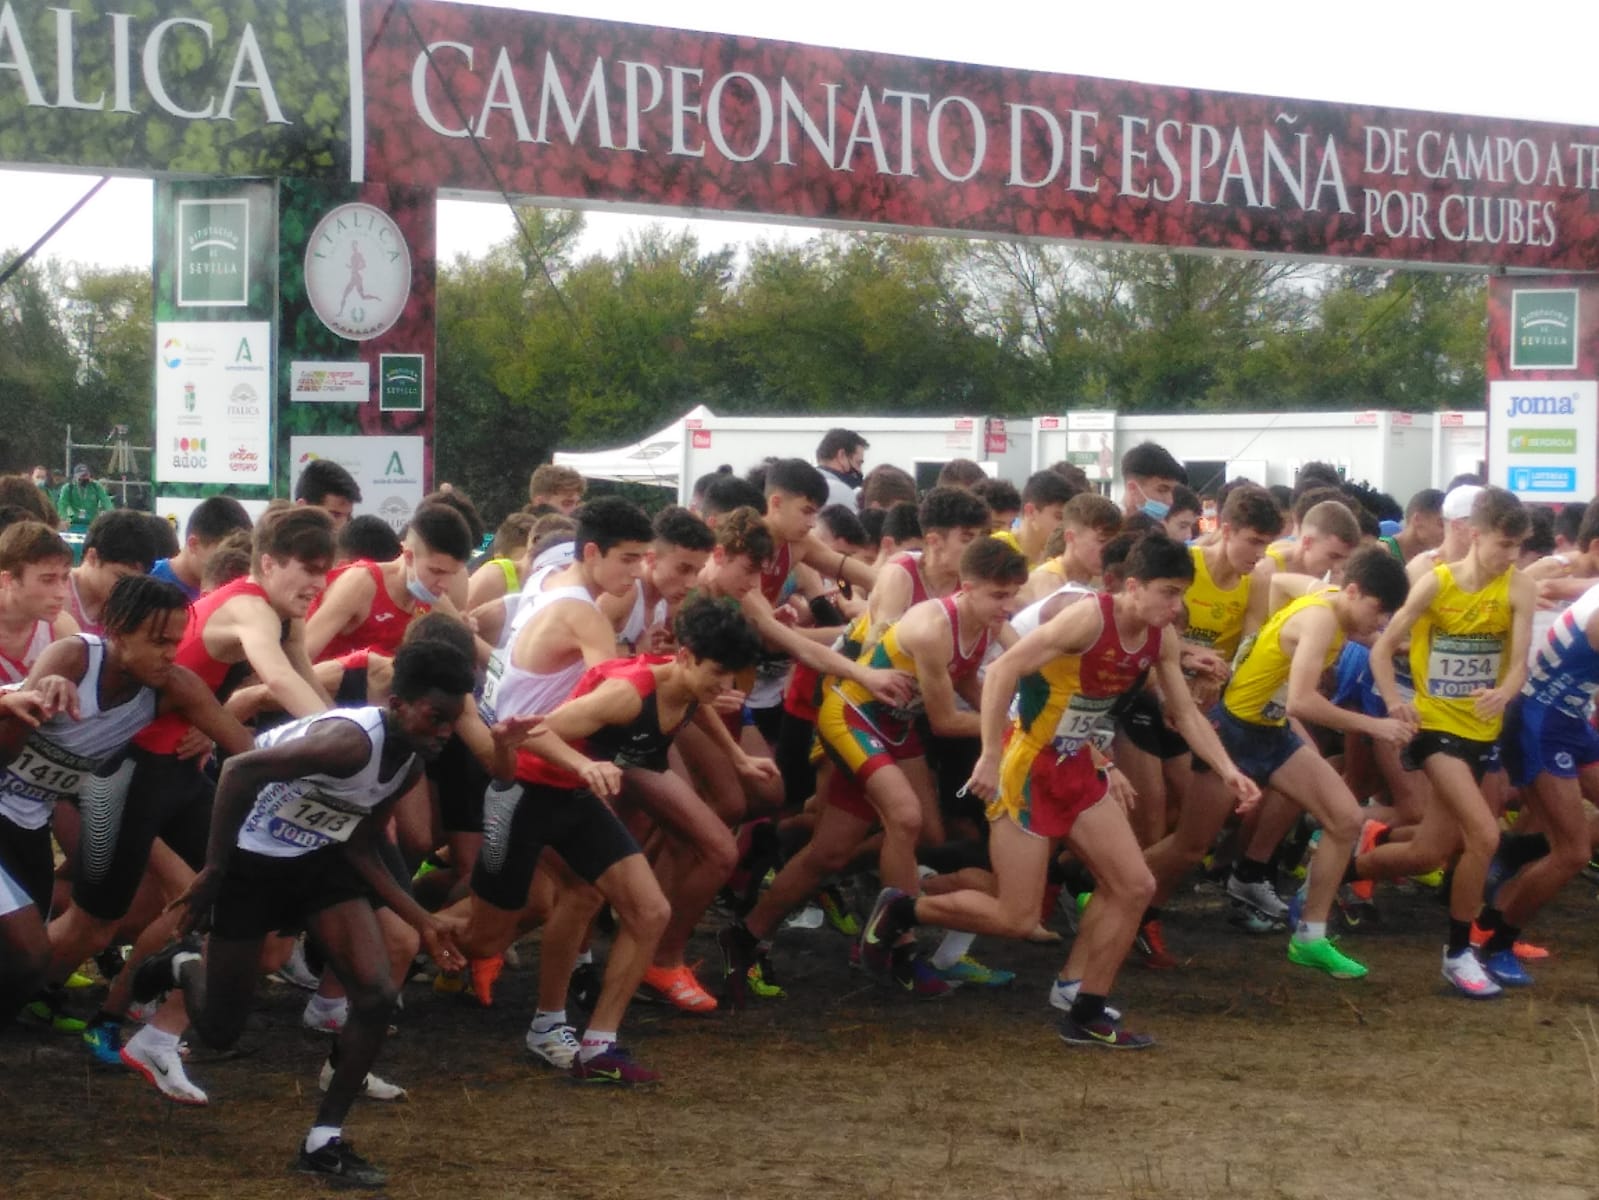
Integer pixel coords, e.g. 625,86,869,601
5,877,1599,1200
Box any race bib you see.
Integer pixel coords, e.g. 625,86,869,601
1427,634,1502,700
1260,683,1290,724
248,784,362,852
1,741,93,804
479,651,506,724
1052,694,1116,754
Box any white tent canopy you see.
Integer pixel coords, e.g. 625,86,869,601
552,404,712,488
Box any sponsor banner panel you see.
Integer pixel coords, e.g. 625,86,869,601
1488,380,1597,504
154,320,272,486
291,361,371,403
289,435,425,533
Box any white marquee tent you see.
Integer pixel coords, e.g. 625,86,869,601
552,404,713,489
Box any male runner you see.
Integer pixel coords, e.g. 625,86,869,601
1380,488,1446,563
463,598,765,1077
66,510,157,634
528,463,585,515
149,496,253,601
722,537,1027,1002
1366,486,1534,997
862,533,1260,1047
992,469,1076,566
1200,546,1412,980
305,503,475,660
599,506,715,655
132,640,475,1189
293,458,363,531
1,521,78,684
1118,442,1187,522
1018,493,1122,604
1263,499,1361,580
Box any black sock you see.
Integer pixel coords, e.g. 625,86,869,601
303,938,326,977
1374,827,1393,848
1485,920,1521,956
1068,992,1108,1024
1341,856,1361,885
327,1042,341,1071
1446,918,1473,957
1233,856,1271,885
887,893,919,930
1498,832,1551,872
1478,906,1503,932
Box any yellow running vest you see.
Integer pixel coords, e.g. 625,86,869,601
1225,591,1344,727
1184,545,1252,660
1409,562,1513,741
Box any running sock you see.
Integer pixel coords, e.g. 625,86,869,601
578,1031,616,1063
1294,921,1327,942
328,1042,341,1070
531,1009,568,1035
929,931,976,970
305,1126,342,1155
305,994,349,1025
1233,856,1272,885
575,950,594,967
1498,832,1551,872
886,893,919,930
1447,917,1473,957
1485,920,1522,956
1068,992,1108,1025
1051,978,1081,1005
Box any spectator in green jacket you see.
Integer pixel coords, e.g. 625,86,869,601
55,463,116,527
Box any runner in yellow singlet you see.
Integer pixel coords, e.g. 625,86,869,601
1367,486,1534,999
1017,493,1122,605
1189,547,1413,979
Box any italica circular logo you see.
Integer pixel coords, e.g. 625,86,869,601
304,203,412,342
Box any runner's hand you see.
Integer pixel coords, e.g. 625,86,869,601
420,918,465,972
1104,764,1137,813
29,675,80,721
639,625,676,655
734,752,780,784
1387,700,1420,729
0,687,53,728
1472,686,1510,720
490,714,543,749
579,759,623,800
963,754,1000,803
1224,770,1262,815
173,726,215,762
711,688,747,715
1180,645,1229,681
166,866,222,936
863,668,916,709
1368,716,1414,748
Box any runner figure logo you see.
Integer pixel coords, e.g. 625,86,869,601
304,203,412,342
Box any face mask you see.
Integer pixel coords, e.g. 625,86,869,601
406,574,439,605
1141,497,1171,521
32,477,47,488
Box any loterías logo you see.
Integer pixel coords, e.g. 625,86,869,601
304,203,411,342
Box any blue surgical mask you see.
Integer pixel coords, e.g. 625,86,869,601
1141,497,1171,521
407,575,439,605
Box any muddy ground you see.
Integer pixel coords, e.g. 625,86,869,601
5,878,1599,1200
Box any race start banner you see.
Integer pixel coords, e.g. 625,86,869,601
4,0,1599,271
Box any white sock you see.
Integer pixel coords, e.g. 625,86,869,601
1051,977,1081,1002
578,1030,615,1063
171,950,201,987
929,930,976,970
1295,921,1327,942
128,1024,180,1054
575,950,593,966
305,1125,341,1154
305,994,348,1021
530,1009,567,1034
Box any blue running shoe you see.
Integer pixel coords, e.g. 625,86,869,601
930,955,1015,988
1483,948,1533,987
1286,881,1308,932
83,1019,124,1067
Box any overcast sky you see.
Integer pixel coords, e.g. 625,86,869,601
4,0,1598,270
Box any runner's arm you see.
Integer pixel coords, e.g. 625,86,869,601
465,560,510,610
1482,571,1536,712
1281,607,1393,737
301,565,375,661
976,600,1099,763
223,600,331,718
903,617,976,739
1242,558,1275,639
798,532,876,593
162,666,258,756
739,589,909,702
1150,628,1257,798
1369,572,1440,715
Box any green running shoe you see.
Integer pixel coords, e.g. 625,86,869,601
1287,935,1367,980
25,994,87,1034
930,955,1015,988
818,885,861,937
746,957,786,1000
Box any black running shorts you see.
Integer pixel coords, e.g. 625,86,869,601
1402,730,1502,783
209,846,374,941
0,814,54,912
471,781,640,911
428,734,489,835
74,747,212,922
1116,691,1190,760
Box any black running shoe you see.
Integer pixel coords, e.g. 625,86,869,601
293,1138,387,1189
716,923,758,1010
566,961,602,1019
129,936,201,1005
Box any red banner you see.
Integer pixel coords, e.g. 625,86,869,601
361,1,1599,270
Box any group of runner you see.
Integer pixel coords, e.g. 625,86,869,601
1,439,1595,1188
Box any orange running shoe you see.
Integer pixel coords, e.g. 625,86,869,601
639,963,719,1013
1468,923,1550,960
469,954,504,1008
1134,919,1177,970
1348,819,1388,902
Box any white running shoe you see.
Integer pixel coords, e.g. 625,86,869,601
1226,875,1290,922
271,936,320,991
783,904,825,931
525,1023,581,1069
1047,979,1122,1021
1442,948,1503,999
302,995,349,1033
318,1059,407,1101
121,1033,209,1106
